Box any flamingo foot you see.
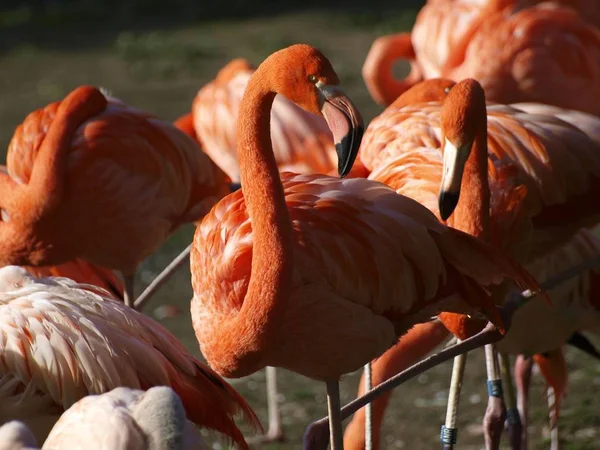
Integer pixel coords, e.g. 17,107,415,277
483,391,506,450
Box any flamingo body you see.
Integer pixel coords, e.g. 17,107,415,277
0,266,259,448
1,87,230,274
192,172,535,381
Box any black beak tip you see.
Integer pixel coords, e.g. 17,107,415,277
439,191,460,221
337,125,365,178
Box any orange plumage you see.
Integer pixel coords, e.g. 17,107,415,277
0,86,230,283
363,1,600,115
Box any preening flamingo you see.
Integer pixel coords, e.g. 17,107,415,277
189,44,543,449
190,57,338,183
0,387,208,449
0,266,260,448
0,86,230,306
344,228,600,450
363,2,600,115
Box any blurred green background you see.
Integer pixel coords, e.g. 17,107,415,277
0,1,598,449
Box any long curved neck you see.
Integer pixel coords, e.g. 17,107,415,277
363,33,422,106
452,121,490,240
233,66,294,361
27,86,107,216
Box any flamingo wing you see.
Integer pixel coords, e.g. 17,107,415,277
192,173,539,379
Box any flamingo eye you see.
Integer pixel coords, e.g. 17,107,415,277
308,75,317,83
444,87,452,94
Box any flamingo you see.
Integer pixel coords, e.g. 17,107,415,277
0,86,231,307
187,56,359,443
363,2,600,115
0,387,208,449
0,265,260,448
344,228,600,450
188,44,544,449
190,57,338,183
352,78,600,448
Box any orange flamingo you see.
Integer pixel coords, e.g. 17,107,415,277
0,265,260,448
190,58,338,183
363,2,600,115
188,44,543,449
350,78,600,448
0,86,230,307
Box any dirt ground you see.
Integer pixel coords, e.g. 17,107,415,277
0,3,598,449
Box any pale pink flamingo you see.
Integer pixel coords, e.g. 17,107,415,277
0,266,260,448
0,387,208,449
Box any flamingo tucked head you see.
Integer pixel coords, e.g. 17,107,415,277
262,44,364,177
438,78,487,220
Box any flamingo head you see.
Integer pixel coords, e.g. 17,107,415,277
262,44,364,177
438,78,487,220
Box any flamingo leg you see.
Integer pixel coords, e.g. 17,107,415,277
515,355,533,450
547,385,560,450
440,347,467,450
123,273,135,308
246,367,285,444
483,343,506,450
134,244,192,311
499,352,522,450
303,321,505,450
364,362,373,450
327,380,344,450
265,366,284,441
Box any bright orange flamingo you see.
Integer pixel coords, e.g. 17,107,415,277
188,44,543,449
344,228,600,450
352,78,600,448
363,2,600,115
0,265,260,449
190,57,338,183
0,87,230,307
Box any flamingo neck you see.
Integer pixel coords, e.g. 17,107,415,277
453,124,490,240
28,86,107,217
229,66,294,371
364,33,422,106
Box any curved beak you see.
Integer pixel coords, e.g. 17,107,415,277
318,83,364,177
439,137,470,221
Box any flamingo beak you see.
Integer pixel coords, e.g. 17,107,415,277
318,84,364,178
439,137,471,221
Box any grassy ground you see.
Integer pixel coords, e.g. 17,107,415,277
1,2,599,449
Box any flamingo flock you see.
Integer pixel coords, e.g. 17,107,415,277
1,2,600,450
